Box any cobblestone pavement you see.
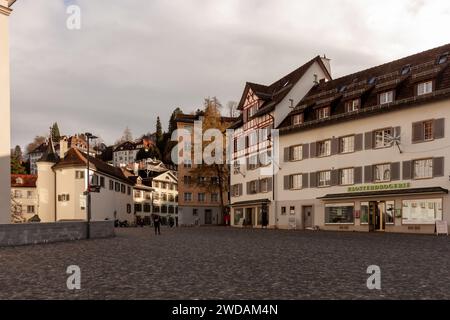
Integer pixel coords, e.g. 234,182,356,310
0,226,449,299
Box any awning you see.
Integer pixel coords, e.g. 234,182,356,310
231,199,271,207
318,187,448,200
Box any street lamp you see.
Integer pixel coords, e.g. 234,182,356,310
85,132,97,239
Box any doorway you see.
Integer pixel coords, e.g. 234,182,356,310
369,201,385,232
205,209,212,225
302,206,313,229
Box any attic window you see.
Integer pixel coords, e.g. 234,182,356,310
438,52,448,65
283,80,290,87
368,77,376,85
401,65,411,76
16,178,23,185
339,85,347,93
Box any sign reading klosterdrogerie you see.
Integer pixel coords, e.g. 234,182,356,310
347,183,411,193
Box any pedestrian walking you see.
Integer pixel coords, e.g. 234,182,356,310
153,214,161,235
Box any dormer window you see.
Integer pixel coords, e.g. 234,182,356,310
401,64,411,76
292,113,303,125
379,90,394,105
438,53,448,65
317,107,330,120
247,105,258,118
417,80,433,96
368,77,377,85
345,99,360,112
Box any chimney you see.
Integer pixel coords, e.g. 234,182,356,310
59,137,68,159
320,54,332,78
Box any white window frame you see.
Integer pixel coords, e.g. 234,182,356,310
293,114,303,125
291,174,303,190
374,164,391,182
317,107,330,120
340,135,355,154
291,145,303,161
374,128,393,148
318,170,331,187
379,91,394,105
340,168,354,186
417,81,433,96
413,158,433,179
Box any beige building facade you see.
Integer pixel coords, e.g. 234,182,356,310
0,0,16,224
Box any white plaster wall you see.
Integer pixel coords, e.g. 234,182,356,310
36,162,56,222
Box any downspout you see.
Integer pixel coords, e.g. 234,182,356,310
267,113,277,229
54,168,57,222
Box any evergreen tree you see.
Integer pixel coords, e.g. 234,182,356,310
11,156,26,174
51,122,61,141
168,108,183,136
156,117,163,143
12,145,23,161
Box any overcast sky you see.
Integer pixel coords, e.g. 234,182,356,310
9,0,450,149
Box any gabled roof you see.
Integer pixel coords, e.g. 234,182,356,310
11,174,37,188
174,113,237,124
52,148,132,184
37,136,59,163
279,43,450,133
236,55,331,112
114,141,139,152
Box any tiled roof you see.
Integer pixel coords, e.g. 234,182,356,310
175,113,237,124
52,148,133,184
279,43,450,133
11,174,37,188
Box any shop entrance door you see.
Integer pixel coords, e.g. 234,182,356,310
302,206,313,229
369,201,385,232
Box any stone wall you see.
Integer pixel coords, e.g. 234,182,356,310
0,221,115,247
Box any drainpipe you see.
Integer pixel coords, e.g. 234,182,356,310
267,113,278,229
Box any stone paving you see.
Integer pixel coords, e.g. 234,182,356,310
0,226,449,299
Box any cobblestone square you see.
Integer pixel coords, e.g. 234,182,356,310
0,227,449,299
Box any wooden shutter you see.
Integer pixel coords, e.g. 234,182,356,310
255,180,260,194
302,173,309,189
331,170,339,186
391,162,400,181
309,172,317,188
331,138,339,155
284,175,291,190
433,157,445,177
302,144,310,159
412,122,424,143
434,118,445,139
310,142,317,158
354,167,362,184
402,161,412,180
238,184,243,196
284,147,291,162
364,165,373,183
267,177,273,192
354,134,363,152
364,132,373,150
246,181,251,195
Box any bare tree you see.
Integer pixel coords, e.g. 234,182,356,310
226,101,239,117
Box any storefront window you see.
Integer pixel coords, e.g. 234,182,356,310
234,209,243,225
360,202,369,224
385,201,395,224
402,199,443,224
325,203,354,224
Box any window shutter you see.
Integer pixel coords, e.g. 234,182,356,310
239,184,243,196
284,147,290,162
58,195,62,201
246,182,251,195
331,169,339,186
309,172,317,188
434,118,445,139
267,177,273,192
331,138,339,155
354,134,363,152
66,194,70,201
354,167,362,184
302,144,310,159
433,157,445,177
310,142,317,158
302,173,309,189
364,132,373,150
364,166,373,183
394,126,401,139
402,161,412,180
284,175,291,190
412,122,424,143
391,162,400,181
255,180,260,194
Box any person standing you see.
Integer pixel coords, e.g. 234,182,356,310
153,214,161,235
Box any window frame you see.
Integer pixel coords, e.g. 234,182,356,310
339,135,355,154
317,139,331,158
374,128,393,149
373,163,391,183
379,90,394,105
412,158,433,180
417,80,433,96
339,168,355,186
318,170,331,187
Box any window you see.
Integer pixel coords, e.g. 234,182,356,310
379,91,394,104
134,204,142,213
374,164,391,182
260,178,269,193
318,170,331,187
144,204,151,213
134,190,141,198
184,159,192,168
161,205,168,214
291,174,303,190
109,180,114,190
423,121,434,141
154,193,160,201
184,192,192,202
154,181,159,188
127,186,131,195
317,140,331,157
75,171,85,179
325,203,354,224
27,191,33,199
247,105,258,118
248,131,258,146
340,136,355,153
14,190,22,198
259,150,272,167
249,180,258,194
100,177,105,188
340,168,354,185
121,184,125,194
290,145,303,161
127,204,132,214
374,128,393,148
259,127,270,142
233,161,241,175
27,206,35,214
413,159,433,179
281,207,287,215
168,194,175,202
317,107,330,119
360,202,369,224
198,176,206,184
292,114,303,125
58,194,70,202
402,199,442,224
417,81,433,96
401,65,411,76
247,155,259,170
438,53,448,65
211,193,219,202
193,209,198,216
115,182,120,192
168,206,174,214
345,99,360,112
183,176,192,185
290,206,295,215
385,201,395,224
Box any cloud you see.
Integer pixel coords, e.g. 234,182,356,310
9,0,450,149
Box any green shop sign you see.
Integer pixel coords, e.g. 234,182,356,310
347,183,411,193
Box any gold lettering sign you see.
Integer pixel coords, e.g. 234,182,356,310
348,183,411,193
